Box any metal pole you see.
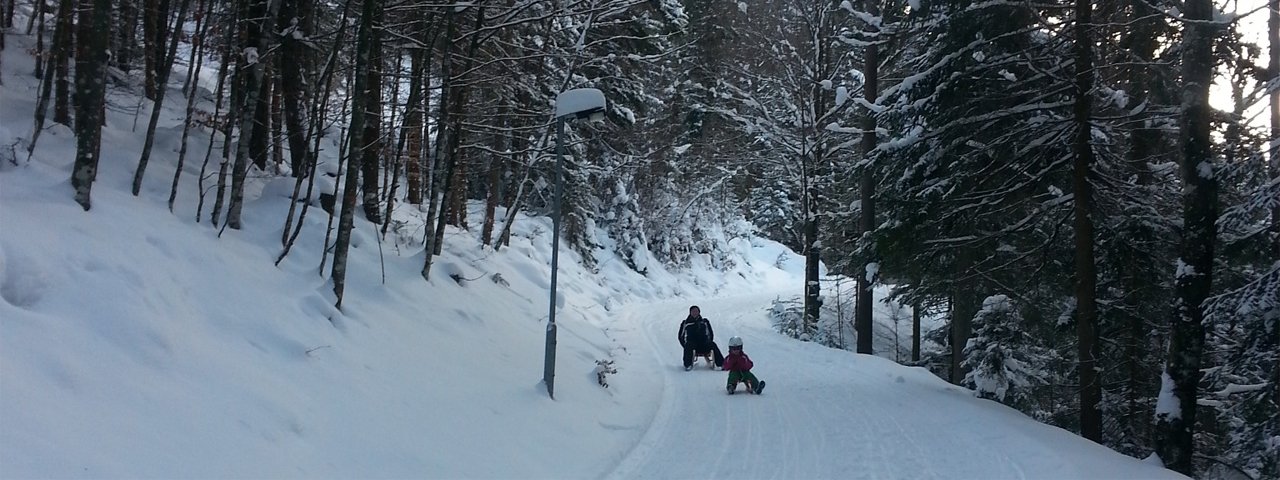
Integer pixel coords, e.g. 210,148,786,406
544,116,565,399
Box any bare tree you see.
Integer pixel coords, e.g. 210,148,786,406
134,0,194,196
225,0,283,230
142,0,173,100
332,0,382,306
70,0,113,210
51,0,73,125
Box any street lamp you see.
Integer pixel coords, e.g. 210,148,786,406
544,88,606,400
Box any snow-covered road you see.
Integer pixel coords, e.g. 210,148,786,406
602,293,1184,480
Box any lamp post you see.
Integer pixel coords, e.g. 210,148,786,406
544,88,606,400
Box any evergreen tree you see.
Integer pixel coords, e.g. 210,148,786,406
962,295,1053,412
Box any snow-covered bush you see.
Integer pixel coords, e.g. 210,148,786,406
962,295,1051,410
769,297,805,340
599,179,650,274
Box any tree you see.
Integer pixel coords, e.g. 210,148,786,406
1071,0,1101,442
962,295,1053,411
225,0,283,230
70,0,113,210
332,0,380,306
142,0,173,100
277,0,315,177
709,0,858,338
1152,0,1220,472
51,0,73,125
134,0,194,196
872,0,1076,384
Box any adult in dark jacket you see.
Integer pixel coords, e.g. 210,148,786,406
678,305,724,370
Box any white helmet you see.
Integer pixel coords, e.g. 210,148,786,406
728,336,743,348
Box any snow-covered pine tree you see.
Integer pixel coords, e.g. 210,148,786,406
962,295,1054,413
871,0,1078,385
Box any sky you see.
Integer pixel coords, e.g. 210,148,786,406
0,14,1191,479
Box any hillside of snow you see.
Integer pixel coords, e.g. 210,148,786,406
0,31,1183,479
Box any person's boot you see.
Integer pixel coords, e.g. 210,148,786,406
726,384,736,395
685,365,692,371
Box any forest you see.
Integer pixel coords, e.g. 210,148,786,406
0,0,1276,477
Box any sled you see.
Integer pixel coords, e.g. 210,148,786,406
694,350,717,369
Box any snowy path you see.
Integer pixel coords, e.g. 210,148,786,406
601,293,1183,480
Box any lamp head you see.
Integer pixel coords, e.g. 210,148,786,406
555,88,607,120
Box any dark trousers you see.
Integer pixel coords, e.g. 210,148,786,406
683,342,724,368
727,370,760,392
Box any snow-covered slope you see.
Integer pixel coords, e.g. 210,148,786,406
0,31,1181,479
604,296,1184,479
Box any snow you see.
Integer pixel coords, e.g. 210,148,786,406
555,88,606,119
835,86,849,107
0,30,1184,480
1175,258,1196,279
865,261,879,283
1196,161,1213,179
243,47,260,66
1156,370,1182,420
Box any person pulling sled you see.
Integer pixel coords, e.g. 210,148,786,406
678,305,724,370
723,336,765,395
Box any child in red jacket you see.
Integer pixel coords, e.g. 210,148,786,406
723,336,765,395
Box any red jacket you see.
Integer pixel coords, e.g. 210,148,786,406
723,349,753,372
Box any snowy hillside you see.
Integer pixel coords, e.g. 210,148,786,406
0,31,1183,479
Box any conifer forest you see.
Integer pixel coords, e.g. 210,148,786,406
0,0,1276,477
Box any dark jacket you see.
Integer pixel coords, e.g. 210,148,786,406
723,348,754,372
678,316,714,347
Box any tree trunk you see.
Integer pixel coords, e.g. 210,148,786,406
481,111,509,246
249,66,272,170
1153,0,1217,473
51,0,73,126
421,14,451,277
142,0,172,101
115,0,138,70
802,178,821,337
1072,0,1101,443
332,0,379,307
27,1,63,154
134,0,193,196
169,0,211,212
428,9,461,260
950,265,976,384
403,47,426,205
855,29,877,355
1271,0,1279,254
196,10,235,223
911,303,920,362
1120,0,1160,445
70,0,112,210
225,0,282,230
279,0,353,252
359,0,384,224
271,75,285,172
277,0,311,176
